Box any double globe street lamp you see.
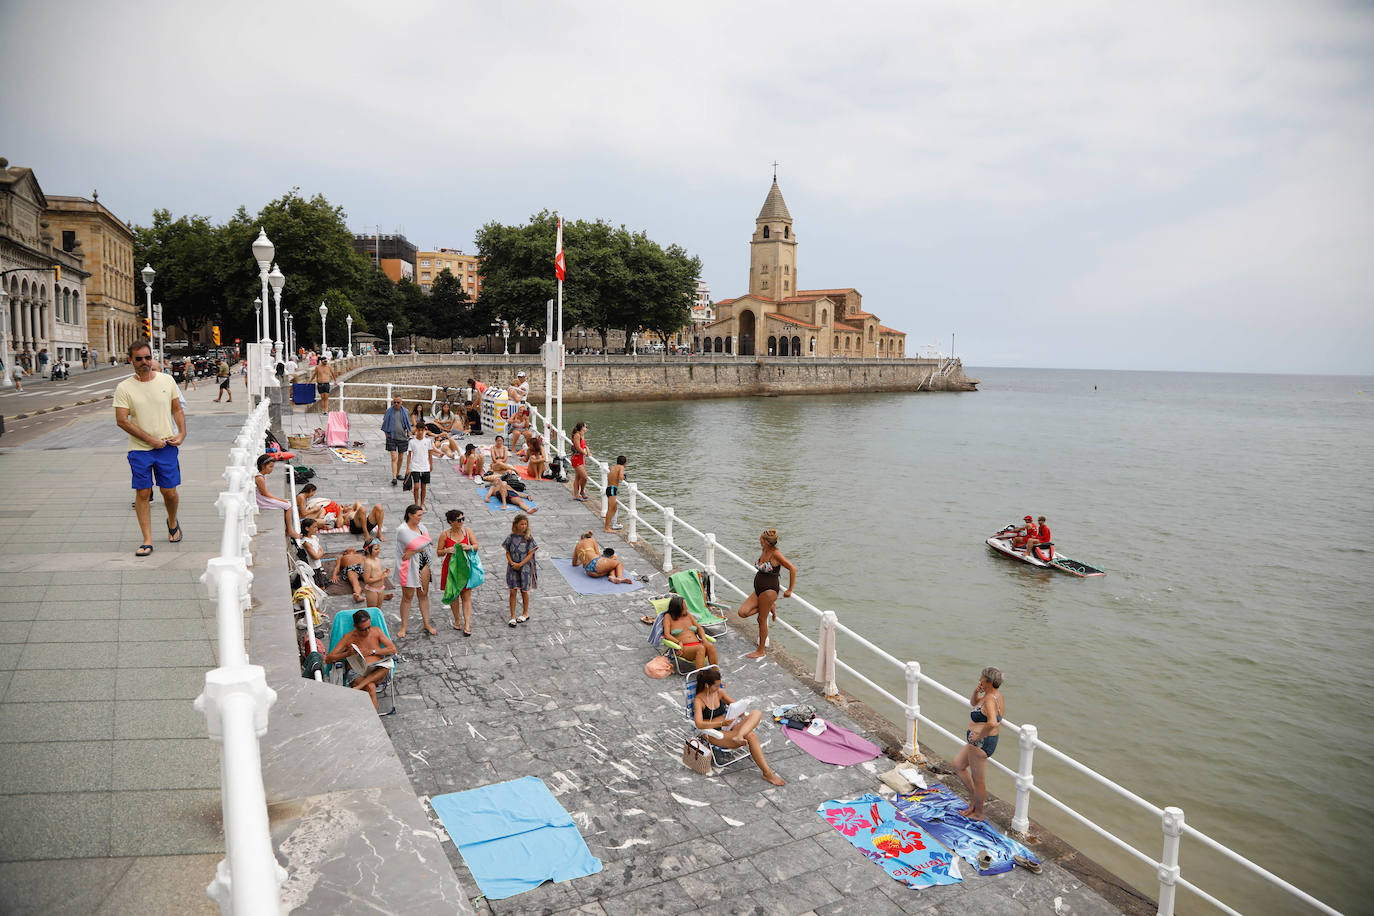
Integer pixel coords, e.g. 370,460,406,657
346,314,353,358
251,229,273,348
268,264,285,364
387,322,394,356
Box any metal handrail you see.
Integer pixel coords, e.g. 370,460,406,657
523,400,1342,916
195,399,285,913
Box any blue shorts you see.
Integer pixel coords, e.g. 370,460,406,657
128,445,181,490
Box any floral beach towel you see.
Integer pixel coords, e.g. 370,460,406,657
817,793,962,889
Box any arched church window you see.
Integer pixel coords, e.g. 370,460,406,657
809,336,816,353
715,336,723,352
791,336,800,355
820,309,827,325
783,281,789,291
762,226,770,239
868,326,874,340
784,226,789,238
761,280,768,289
761,264,768,273
783,265,789,274
768,336,777,355
833,335,838,348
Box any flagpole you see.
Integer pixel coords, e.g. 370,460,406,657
544,297,553,447
555,217,565,448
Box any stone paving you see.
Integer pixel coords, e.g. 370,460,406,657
283,407,1130,916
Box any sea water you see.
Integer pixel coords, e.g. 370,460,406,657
562,368,1373,914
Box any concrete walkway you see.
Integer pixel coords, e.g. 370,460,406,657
282,406,1136,915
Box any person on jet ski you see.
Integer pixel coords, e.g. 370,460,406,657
1011,515,1037,551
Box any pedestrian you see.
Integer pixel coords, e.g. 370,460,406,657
214,358,232,402
736,528,797,659
394,504,435,638
113,339,185,557
604,455,627,532
7,360,24,391
37,348,48,377
950,667,1005,821
312,356,334,413
502,513,538,627
184,362,198,391
570,421,590,501
438,509,480,636
404,423,441,510
81,347,89,369
380,395,412,485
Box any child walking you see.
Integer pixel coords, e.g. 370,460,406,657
502,513,538,628
404,424,441,510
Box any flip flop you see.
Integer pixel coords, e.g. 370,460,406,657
640,615,655,625
167,523,183,543
135,544,154,557
1012,855,1042,874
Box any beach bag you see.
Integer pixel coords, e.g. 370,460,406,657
325,411,349,447
682,737,712,775
292,465,315,482
311,427,326,448
466,549,485,588
502,472,526,492
779,704,817,729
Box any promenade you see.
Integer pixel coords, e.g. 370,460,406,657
0,377,1134,913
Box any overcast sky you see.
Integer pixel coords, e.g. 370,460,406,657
3,1,1371,373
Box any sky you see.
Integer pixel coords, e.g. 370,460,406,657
3,0,1371,374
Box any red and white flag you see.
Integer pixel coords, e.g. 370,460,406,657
554,217,566,283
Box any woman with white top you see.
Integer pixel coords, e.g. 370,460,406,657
394,504,435,638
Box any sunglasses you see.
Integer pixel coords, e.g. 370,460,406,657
132,355,153,362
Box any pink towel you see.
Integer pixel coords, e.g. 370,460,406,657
782,720,882,766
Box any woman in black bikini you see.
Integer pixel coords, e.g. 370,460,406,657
736,528,796,659
950,667,1005,821
692,667,785,785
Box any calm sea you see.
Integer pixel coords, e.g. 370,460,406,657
564,367,1374,915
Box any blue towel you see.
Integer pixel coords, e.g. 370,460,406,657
549,557,644,594
430,776,602,900
475,484,537,512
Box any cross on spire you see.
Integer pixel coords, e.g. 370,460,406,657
772,160,780,181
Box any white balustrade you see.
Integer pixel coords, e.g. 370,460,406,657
661,507,674,573
1012,724,1037,835
902,661,921,759
627,482,638,543
598,460,609,518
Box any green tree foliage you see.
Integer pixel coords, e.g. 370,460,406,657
426,268,476,344
475,211,700,350
132,210,233,335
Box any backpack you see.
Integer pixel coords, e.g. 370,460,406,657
502,472,527,492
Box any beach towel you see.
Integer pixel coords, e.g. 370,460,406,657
892,784,1041,876
430,776,602,900
325,410,349,447
549,557,644,595
510,463,542,481
330,446,367,464
817,793,961,889
475,484,536,512
667,570,728,633
783,718,882,766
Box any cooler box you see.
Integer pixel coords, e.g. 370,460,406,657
292,383,318,405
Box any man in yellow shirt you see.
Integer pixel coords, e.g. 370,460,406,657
114,339,186,557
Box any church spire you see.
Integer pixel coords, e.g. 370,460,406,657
757,178,792,222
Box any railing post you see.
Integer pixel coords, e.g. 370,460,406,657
816,611,839,697
704,532,716,584
902,661,923,760
598,460,609,518
627,482,638,543
662,507,674,573
1012,723,1037,834
430,384,437,406
385,382,392,408
1157,806,1185,916
337,380,345,411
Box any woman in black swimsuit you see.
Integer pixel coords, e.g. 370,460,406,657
692,667,785,785
736,529,797,659
950,666,1005,821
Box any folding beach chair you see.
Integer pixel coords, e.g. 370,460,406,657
646,599,717,675
325,606,399,715
683,665,752,772
667,570,730,639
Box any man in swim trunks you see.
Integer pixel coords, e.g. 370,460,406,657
324,609,396,710
214,358,232,402
1010,515,1036,551
313,357,335,414
604,455,627,532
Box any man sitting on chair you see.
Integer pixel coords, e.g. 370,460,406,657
324,610,396,710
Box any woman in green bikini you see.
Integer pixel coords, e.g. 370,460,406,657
662,595,718,670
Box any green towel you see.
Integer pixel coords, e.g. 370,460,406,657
443,547,472,604
668,570,725,625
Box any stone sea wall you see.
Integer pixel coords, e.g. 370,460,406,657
326,355,977,411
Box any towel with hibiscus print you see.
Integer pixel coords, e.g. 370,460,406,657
816,793,962,889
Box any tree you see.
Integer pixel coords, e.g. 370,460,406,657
132,209,229,338
475,211,700,350
427,269,474,346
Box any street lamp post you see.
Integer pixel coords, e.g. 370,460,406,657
346,314,353,358
502,320,510,356
631,331,638,357
251,229,274,349
386,322,394,356
285,311,293,357
268,264,284,363
0,285,11,388
254,298,262,347
140,263,155,348
319,302,328,356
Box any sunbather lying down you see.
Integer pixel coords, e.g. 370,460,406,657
485,477,538,513
573,532,632,584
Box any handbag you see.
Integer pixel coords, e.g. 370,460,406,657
682,737,712,775
466,548,486,588
402,472,413,491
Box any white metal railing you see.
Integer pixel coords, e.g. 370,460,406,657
525,400,1342,916
194,399,287,913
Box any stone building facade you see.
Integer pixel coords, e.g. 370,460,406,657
1,160,91,372
698,180,906,358
45,193,138,362
417,248,483,298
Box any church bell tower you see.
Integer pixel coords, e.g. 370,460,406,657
749,178,797,300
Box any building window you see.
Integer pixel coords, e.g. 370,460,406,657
833,335,838,348
783,281,789,290
820,308,827,325
762,226,770,239
62,230,76,252
761,280,768,289
420,259,430,267
783,265,789,274
810,336,816,352
784,226,790,238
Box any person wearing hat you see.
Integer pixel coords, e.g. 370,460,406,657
506,370,529,403
1011,515,1038,553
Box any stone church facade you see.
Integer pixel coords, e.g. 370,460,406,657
697,180,906,358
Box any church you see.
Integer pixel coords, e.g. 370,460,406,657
698,179,907,358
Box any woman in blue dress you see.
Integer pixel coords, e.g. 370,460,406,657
502,513,538,628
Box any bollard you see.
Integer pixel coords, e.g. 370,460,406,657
902,661,923,760
1012,724,1037,834
1157,806,1185,916
627,482,638,543
662,507,675,573
816,611,839,697
598,461,609,518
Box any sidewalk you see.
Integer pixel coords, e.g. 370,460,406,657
0,385,249,914
282,409,1137,915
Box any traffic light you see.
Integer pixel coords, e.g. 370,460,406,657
142,317,152,338
212,325,221,345
52,264,61,284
